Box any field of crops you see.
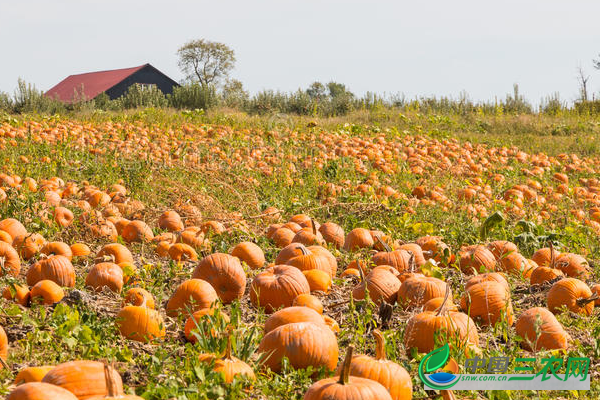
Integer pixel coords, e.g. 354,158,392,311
1,109,600,399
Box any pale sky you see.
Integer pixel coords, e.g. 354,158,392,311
1,0,600,105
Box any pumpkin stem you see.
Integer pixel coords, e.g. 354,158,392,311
224,327,233,360
357,262,365,283
576,293,599,307
549,241,555,269
297,244,310,256
408,251,416,272
338,345,354,385
373,329,386,360
311,219,317,236
375,235,392,253
103,363,119,397
436,284,451,316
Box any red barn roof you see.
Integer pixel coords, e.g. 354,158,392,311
45,64,148,102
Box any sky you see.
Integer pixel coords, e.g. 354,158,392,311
1,0,599,105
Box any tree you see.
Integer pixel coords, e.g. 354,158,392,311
177,39,235,87
222,79,249,108
594,54,600,70
327,82,353,99
577,66,590,102
306,82,327,100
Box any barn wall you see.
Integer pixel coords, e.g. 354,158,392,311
105,65,179,99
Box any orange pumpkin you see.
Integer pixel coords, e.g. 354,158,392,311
7,382,78,400
547,278,595,316
192,253,246,304
42,361,123,399
166,279,218,317
250,265,310,313
515,307,570,351
230,241,265,269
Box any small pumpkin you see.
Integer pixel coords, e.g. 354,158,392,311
85,263,124,293
13,233,46,260
352,267,400,305
166,279,219,317
96,243,133,265
0,241,21,277
458,245,496,274
530,266,564,285
339,330,412,400
343,228,374,251
168,243,198,262
554,253,590,279
0,325,7,366
70,243,91,257
318,222,345,249
2,283,30,306
292,293,324,314
14,366,55,385
158,210,184,232
0,218,27,240
121,220,154,243
123,287,155,309
397,276,448,308
198,330,255,383
116,305,165,343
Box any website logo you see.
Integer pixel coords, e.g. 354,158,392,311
418,344,459,390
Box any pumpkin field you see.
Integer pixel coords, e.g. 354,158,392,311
1,109,600,399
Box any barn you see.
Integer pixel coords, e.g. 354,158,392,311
45,63,179,103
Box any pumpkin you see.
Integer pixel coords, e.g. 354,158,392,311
460,281,514,326
352,267,400,305
121,220,154,243
0,241,21,276
177,227,207,248
41,242,73,260
270,227,296,247
167,243,198,262
547,278,595,316
318,222,345,249
285,244,335,277
372,248,413,272
93,363,144,399
54,207,74,228
292,221,325,246
155,241,171,257
0,230,12,243
116,305,165,343
487,240,518,260
192,253,246,304
89,221,118,242
304,345,392,400
184,308,230,343
96,243,133,265
404,290,479,354
499,252,530,276
14,366,55,384
70,243,91,257
2,283,30,306
42,361,123,399
250,265,310,313
554,253,590,279
322,315,340,333
465,272,509,292
282,222,303,233
591,284,600,306
339,330,412,400
201,220,226,235
30,280,64,305
531,247,561,267
397,276,448,308
343,228,374,251
166,279,219,316
13,233,46,260
458,245,496,274
264,306,326,334
230,241,265,269
530,266,564,285
398,243,426,267
515,307,570,351
423,297,458,312
302,269,332,293
417,236,454,265
85,263,124,293
7,382,78,400
0,218,27,240
31,255,76,288
158,210,184,232
292,293,324,314
258,321,338,373
0,325,7,365
198,331,255,383
123,287,155,309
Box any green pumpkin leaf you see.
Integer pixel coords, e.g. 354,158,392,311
425,343,450,373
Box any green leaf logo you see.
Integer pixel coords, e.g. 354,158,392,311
425,343,450,373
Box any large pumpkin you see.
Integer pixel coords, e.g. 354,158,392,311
192,253,246,304
343,228,374,251
34,255,76,287
85,262,124,293
0,241,21,277
258,322,338,373
230,241,265,270
7,382,78,400
554,253,590,279
547,278,595,316
42,361,123,399
397,276,448,308
318,222,345,249
515,307,570,351
372,249,413,272
250,265,310,313
96,243,133,265
458,245,496,274
0,218,27,240
460,281,514,326
304,345,392,400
